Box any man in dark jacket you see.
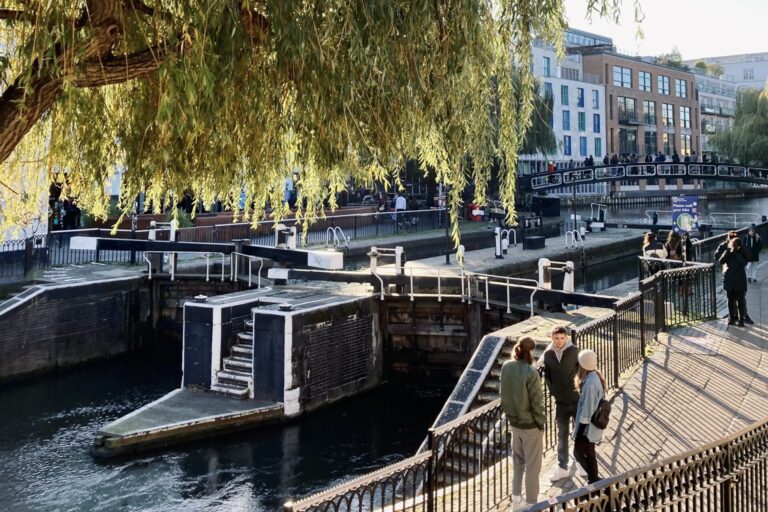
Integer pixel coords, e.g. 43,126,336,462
742,224,763,283
721,238,749,326
538,326,581,481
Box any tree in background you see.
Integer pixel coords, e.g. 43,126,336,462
693,60,724,78
520,81,557,157
712,89,768,167
0,0,636,241
655,47,688,70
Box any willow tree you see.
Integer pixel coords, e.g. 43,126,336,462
712,88,768,167
0,0,632,241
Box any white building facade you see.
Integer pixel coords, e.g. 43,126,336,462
519,30,608,196
693,72,737,160
684,53,768,91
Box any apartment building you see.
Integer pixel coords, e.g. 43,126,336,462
693,72,737,159
519,30,608,195
684,53,768,91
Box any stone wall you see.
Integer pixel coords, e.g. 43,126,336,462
0,277,150,383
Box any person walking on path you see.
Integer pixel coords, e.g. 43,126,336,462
720,237,750,326
538,326,581,482
664,231,684,263
500,337,546,509
742,224,763,283
573,350,606,484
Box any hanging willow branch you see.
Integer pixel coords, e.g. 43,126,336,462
0,0,642,241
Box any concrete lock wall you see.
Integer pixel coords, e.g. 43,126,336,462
0,277,151,383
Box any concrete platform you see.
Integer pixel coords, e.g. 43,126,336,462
92,388,283,458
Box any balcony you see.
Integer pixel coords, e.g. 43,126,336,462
618,111,641,125
643,114,657,125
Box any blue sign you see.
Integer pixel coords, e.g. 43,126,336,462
671,195,698,233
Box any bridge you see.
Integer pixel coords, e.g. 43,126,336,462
518,161,768,191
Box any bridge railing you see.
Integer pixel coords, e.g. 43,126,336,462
285,262,724,511
525,162,768,190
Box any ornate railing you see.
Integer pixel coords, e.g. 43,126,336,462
527,416,768,511
284,260,729,511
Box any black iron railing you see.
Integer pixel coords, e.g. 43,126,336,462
0,209,448,278
285,261,726,512
527,416,768,512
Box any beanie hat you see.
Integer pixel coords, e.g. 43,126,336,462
578,349,598,372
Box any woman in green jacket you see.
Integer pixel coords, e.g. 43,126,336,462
500,337,546,508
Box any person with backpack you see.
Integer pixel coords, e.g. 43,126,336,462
742,224,763,283
500,337,546,509
538,326,581,482
573,349,607,484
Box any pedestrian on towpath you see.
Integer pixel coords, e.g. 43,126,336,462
573,349,606,484
720,237,749,327
742,224,763,283
538,326,582,482
501,337,545,509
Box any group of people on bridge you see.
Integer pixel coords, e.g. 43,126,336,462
499,326,608,509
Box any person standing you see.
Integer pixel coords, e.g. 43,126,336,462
394,191,407,231
742,224,763,283
573,350,607,484
500,337,545,508
664,231,684,263
720,238,749,326
539,326,581,481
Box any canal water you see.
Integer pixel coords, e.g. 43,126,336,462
0,349,450,511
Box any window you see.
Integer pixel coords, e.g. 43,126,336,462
544,82,553,98
639,71,652,92
564,135,572,156
592,90,599,109
744,68,754,80
542,56,551,77
675,79,687,98
681,134,691,155
680,106,691,129
593,113,601,133
619,128,637,154
579,136,588,157
644,130,658,155
642,100,656,125
657,75,670,95
661,104,675,127
562,110,571,131
577,88,585,107
618,96,636,123
613,66,632,87
561,85,569,105
594,138,602,157
578,112,586,131
662,133,675,154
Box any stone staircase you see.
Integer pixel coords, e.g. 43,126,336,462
210,319,255,398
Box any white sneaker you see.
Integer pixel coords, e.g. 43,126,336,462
510,495,525,511
572,461,587,477
548,465,571,482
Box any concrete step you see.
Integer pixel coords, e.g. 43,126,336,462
237,332,254,344
245,319,254,329
223,358,252,374
482,380,500,392
231,345,253,357
210,382,249,399
217,370,252,387
476,391,499,403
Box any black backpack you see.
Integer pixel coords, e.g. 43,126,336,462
591,398,611,429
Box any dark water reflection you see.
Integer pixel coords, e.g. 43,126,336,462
0,346,449,511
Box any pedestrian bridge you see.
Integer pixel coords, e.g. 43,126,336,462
519,162,768,191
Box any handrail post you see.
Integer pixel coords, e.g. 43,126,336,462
709,265,717,319
205,253,210,282
639,286,646,358
612,311,620,388
426,430,436,512
221,253,225,282
721,442,734,512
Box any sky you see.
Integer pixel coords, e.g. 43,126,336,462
563,0,768,60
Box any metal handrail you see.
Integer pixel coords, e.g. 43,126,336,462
143,251,226,281
232,252,264,288
565,229,583,248
325,226,349,248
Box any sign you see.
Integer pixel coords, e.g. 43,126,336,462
671,195,698,233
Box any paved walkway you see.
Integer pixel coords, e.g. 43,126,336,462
511,262,768,508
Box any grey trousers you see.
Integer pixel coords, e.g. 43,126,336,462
511,426,544,504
